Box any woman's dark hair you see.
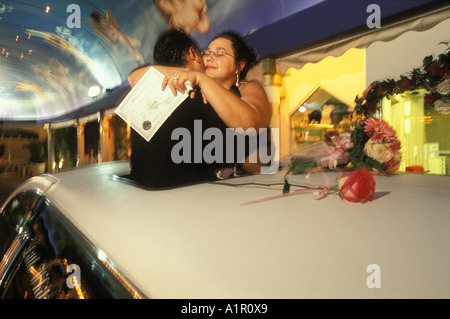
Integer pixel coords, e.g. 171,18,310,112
213,31,260,80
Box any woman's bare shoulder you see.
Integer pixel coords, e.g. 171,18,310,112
238,79,266,94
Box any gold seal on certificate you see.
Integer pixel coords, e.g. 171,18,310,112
142,120,152,131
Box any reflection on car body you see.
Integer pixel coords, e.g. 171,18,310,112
0,189,143,299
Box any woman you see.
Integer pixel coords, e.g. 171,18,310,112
162,31,272,131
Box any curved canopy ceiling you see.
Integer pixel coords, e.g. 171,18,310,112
0,0,441,123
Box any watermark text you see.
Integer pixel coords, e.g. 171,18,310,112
171,120,279,174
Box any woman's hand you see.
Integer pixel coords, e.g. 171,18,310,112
162,69,203,99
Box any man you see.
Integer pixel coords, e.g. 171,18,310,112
127,29,231,188
128,29,205,86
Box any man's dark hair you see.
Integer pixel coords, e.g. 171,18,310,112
153,29,200,67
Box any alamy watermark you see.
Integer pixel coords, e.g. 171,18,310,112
66,4,81,29
366,264,381,288
171,120,279,174
366,4,381,29
66,263,81,289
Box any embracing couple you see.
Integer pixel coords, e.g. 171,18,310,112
127,29,277,188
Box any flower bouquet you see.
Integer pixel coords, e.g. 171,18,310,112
282,80,403,205
283,116,401,189
282,132,353,193
347,117,402,175
239,115,396,205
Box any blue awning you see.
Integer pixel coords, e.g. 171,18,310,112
245,0,442,58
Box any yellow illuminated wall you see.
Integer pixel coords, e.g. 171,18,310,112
425,110,450,175
382,91,425,173
278,48,366,157
382,90,449,175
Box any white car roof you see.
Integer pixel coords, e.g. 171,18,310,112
11,161,450,298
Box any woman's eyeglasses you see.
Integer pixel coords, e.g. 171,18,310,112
201,48,234,58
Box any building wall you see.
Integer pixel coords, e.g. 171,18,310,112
366,18,450,84
0,125,47,162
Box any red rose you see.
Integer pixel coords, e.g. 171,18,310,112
428,61,447,78
338,168,376,203
375,86,384,97
397,77,411,91
363,81,378,99
424,94,438,106
366,104,378,114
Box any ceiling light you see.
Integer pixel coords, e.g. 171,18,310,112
299,106,307,113
88,86,102,98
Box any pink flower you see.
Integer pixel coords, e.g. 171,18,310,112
338,168,376,203
383,151,402,174
388,138,401,153
364,118,396,142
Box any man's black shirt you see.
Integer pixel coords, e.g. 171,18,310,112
129,91,232,188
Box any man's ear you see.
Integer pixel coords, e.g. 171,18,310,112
238,61,245,73
188,46,202,63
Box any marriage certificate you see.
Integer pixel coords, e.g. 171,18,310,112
115,67,190,142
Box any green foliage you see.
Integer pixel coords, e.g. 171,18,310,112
28,141,47,163
347,122,386,173
53,127,77,167
354,51,450,116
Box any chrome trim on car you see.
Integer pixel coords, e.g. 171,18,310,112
0,227,31,291
41,198,146,299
